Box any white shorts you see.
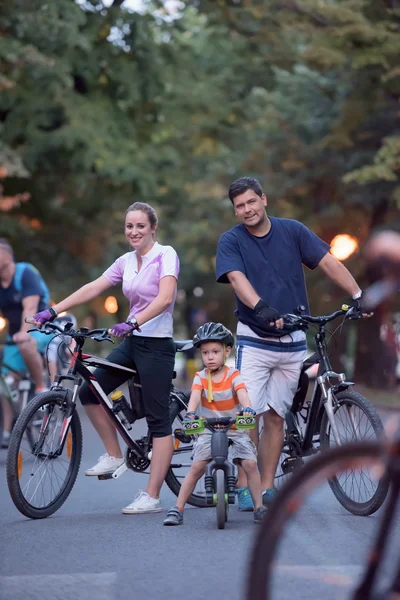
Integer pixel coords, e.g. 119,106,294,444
236,341,307,419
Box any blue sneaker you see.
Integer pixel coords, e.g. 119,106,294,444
263,488,277,507
236,486,254,511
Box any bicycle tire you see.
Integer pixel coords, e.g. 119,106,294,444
7,391,82,519
164,397,207,508
0,399,3,448
246,440,386,600
215,469,226,530
320,390,389,515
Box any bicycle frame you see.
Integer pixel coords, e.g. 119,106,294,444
50,332,189,479
286,311,355,458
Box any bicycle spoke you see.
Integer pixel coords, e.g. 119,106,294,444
14,400,76,510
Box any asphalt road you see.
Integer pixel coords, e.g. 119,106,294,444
1,405,399,600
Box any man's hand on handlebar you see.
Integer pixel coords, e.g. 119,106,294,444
350,292,373,319
254,299,284,329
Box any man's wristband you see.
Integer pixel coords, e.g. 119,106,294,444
352,291,362,300
49,307,58,318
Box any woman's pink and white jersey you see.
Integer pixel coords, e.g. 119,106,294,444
103,242,179,338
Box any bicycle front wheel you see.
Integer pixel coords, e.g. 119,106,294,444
320,390,388,515
7,391,82,519
215,469,226,529
246,441,389,600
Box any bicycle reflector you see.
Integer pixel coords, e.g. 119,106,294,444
235,415,256,430
183,418,205,434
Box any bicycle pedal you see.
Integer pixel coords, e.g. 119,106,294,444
282,456,304,474
97,473,114,480
174,428,192,444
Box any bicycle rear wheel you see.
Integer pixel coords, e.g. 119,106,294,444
246,441,389,600
7,391,82,519
320,390,388,515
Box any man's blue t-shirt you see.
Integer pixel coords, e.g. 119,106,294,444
216,217,330,337
0,264,49,335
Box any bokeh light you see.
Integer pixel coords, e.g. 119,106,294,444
104,296,118,314
330,234,359,261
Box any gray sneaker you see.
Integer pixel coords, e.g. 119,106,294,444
254,506,268,524
163,506,184,526
262,488,278,507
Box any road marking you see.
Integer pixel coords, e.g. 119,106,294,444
0,572,116,600
274,564,362,587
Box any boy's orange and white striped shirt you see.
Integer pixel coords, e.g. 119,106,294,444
191,366,247,419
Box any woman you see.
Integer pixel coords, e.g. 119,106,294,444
33,202,180,515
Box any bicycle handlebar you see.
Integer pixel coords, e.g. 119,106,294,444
282,305,360,330
25,318,113,343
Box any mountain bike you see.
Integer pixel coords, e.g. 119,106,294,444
6,320,199,519
246,419,400,599
272,305,388,516
0,341,36,449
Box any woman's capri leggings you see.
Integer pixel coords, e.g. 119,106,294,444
79,336,175,438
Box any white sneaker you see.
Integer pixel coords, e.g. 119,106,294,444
122,490,162,514
84,453,124,476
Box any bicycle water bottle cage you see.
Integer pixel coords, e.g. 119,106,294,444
183,418,205,434
235,415,256,430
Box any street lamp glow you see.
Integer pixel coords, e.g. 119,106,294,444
330,234,359,261
104,296,118,314
0,317,6,332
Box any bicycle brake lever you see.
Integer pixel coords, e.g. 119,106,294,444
93,335,114,344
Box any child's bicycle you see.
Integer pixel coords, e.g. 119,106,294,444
6,319,198,519
183,414,256,529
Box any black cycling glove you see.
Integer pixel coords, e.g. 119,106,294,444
254,299,281,324
350,291,372,316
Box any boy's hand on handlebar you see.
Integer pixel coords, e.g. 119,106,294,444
254,299,284,329
184,412,198,420
240,407,256,416
32,309,55,327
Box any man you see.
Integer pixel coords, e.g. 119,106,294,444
216,177,365,510
0,239,50,447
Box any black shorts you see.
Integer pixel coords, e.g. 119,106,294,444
79,336,175,438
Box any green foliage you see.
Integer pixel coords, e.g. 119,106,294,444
0,0,399,385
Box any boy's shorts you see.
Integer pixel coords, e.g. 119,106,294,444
192,432,257,463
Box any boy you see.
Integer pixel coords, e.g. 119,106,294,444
163,322,267,525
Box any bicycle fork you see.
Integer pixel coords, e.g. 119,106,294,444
204,432,236,505
318,371,352,447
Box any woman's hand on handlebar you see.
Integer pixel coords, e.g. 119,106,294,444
109,321,141,338
31,309,56,327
